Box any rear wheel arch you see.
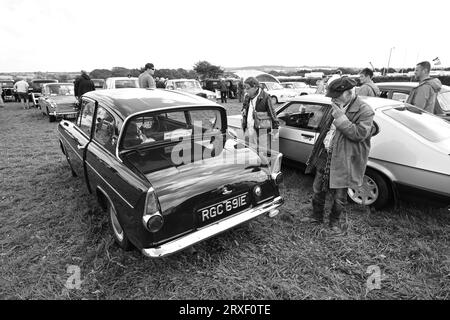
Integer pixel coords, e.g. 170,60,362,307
96,187,108,211
96,186,133,250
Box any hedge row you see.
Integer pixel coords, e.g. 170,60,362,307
281,76,450,87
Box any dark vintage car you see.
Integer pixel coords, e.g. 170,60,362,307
1,80,15,102
376,82,450,121
28,79,59,107
58,88,284,257
39,83,78,122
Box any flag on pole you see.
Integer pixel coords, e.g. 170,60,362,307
432,57,441,65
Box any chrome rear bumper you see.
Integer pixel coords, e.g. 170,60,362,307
142,196,283,258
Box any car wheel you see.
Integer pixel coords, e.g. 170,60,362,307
271,96,278,105
108,201,133,251
347,168,392,209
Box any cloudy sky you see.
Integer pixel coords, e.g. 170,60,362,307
1,0,449,72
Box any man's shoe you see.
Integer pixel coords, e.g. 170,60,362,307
329,221,343,234
300,216,323,224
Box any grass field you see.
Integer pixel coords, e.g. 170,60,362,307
0,100,449,300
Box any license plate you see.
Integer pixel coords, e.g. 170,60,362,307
65,114,77,119
197,193,250,226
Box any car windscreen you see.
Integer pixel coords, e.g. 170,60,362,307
265,82,283,90
175,81,201,89
437,90,450,112
293,82,307,88
121,108,224,149
115,79,138,88
47,84,74,95
383,105,450,142
1,81,14,88
93,80,104,88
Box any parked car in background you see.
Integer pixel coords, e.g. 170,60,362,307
280,82,316,96
39,83,78,122
104,77,139,89
1,80,15,102
165,79,217,101
376,82,450,121
228,94,450,209
201,78,239,99
92,79,105,90
28,79,59,107
260,81,299,105
57,88,284,257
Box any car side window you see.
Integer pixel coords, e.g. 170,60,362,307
379,90,389,99
277,103,325,130
78,99,95,136
93,106,116,153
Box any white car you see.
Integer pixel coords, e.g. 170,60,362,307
281,82,317,96
165,79,217,101
228,95,450,209
104,77,139,89
260,81,299,105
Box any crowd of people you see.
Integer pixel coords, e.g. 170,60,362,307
239,60,443,235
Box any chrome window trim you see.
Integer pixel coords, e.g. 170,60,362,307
115,104,223,161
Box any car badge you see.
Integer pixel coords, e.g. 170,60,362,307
222,187,232,195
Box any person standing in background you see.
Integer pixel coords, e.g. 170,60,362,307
138,63,156,89
406,61,442,114
13,79,29,109
74,70,95,104
358,68,380,97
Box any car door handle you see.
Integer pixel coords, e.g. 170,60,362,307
77,144,86,150
301,134,314,139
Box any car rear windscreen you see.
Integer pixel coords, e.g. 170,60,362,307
383,105,450,142
121,108,224,149
438,90,450,112
115,80,138,88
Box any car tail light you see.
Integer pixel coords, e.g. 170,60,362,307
142,188,164,233
270,153,283,185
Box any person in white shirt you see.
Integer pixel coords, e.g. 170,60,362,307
14,80,30,109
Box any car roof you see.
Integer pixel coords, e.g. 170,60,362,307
376,82,418,89
31,79,58,82
376,81,450,92
83,88,223,119
287,94,404,111
43,82,73,86
170,79,198,82
106,77,138,80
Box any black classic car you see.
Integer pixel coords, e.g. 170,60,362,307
1,80,15,102
58,88,284,257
